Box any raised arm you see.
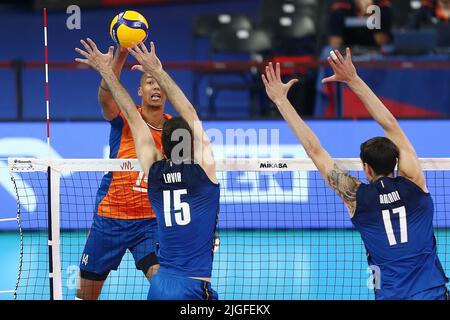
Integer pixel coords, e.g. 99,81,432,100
322,48,427,192
98,47,128,121
75,38,160,174
262,62,361,217
128,42,217,184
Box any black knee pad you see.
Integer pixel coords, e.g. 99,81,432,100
80,269,110,281
136,252,158,275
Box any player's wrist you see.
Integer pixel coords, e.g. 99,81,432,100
347,75,362,88
146,65,164,77
273,96,289,106
99,68,116,82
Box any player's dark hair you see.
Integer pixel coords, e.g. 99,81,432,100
161,117,193,161
360,137,399,176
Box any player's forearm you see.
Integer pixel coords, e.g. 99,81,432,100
100,70,139,123
99,50,128,91
98,50,128,116
152,68,198,123
348,76,397,130
275,98,322,156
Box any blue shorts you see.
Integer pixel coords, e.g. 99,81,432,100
409,285,449,300
79,214,158,280
148,270,218,300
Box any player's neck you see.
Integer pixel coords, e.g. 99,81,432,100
370,173,394,183
141,104,165,129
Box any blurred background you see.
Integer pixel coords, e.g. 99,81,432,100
0,0,449,120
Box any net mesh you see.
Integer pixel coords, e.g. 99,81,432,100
7,158,450,300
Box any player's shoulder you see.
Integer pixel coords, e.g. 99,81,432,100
149,159,166,173
109,106,142,126
396,175,429,195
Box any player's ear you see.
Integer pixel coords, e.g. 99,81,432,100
366,164,376,180
138,86,143,97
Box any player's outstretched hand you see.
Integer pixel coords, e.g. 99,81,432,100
75,38,114,74
128,41,163,75
261,62,299,104
322,48,358,84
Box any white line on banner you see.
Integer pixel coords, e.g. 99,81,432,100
0,218,17,222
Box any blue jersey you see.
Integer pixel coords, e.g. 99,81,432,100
147,160,220,278
352,176,448,300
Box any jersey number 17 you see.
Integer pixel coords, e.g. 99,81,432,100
382,206,408,246
163,189,191,227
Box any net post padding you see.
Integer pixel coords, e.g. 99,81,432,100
48,166,62,300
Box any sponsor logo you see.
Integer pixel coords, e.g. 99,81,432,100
259,162,288,169
120,161,134,171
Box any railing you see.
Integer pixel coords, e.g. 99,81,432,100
1,58,450,121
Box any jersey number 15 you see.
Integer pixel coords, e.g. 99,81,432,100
163,189,191,227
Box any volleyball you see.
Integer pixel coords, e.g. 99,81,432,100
110,10,149,49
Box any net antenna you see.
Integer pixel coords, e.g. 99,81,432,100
44,7,51,160
43,8,62,300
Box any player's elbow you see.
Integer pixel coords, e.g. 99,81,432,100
382,115,399,132
305,142,322,158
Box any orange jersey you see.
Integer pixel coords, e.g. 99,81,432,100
95,109,172,219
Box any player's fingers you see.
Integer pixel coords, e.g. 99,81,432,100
268,62,277,82
75,47,89,59
75,58,90,66
275,62,281,81
131,65,145,72
140,41,149,54
150,41,156,55
321,75,336,84
86,38,98,51
132,42,143,55
335,49,345,64
346,47,353,64
108,46,114,56
287,79,299,89
127,47,140,59
327,57,339,73
261,74,269,86
80,39,92,53
265,66,273,82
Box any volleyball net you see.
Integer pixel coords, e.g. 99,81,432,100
5,157,450,300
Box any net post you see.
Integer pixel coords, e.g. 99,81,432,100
47,165,62,300
9,172,22,300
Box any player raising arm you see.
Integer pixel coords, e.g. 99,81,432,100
76,41,160,172
262,51,448,300
74,39,170,300
322,48,427,193
262,61,360,215
75,39,220,300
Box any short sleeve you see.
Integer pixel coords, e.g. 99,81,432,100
109,112,125,127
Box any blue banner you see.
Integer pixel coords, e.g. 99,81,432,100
1,120,450,230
